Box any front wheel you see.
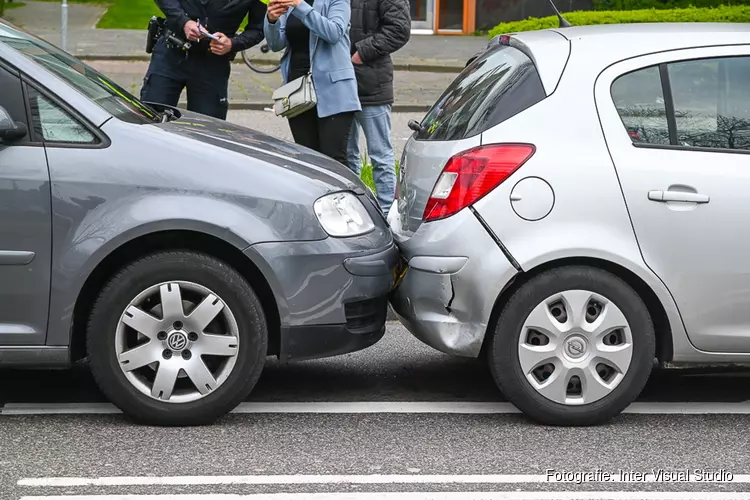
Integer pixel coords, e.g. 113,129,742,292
87,251,268,426
488,266,655,426
241,43,280,74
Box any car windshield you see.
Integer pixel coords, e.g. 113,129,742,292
0,22,159,124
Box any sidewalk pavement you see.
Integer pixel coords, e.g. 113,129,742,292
89,59,455,111
4,1,489,72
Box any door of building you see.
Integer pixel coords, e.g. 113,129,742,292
410,0,436,33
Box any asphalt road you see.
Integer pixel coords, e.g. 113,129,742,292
2,324,750,500
3,113,750,500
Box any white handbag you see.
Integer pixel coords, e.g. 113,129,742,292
272,36,319,118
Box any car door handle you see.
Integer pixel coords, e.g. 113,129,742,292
648,190,710,203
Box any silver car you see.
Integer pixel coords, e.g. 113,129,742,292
0,20,398,426
390,23,750,426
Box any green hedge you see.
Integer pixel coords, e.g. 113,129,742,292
0,0,5,17
593,0,750,11
488,5,750,37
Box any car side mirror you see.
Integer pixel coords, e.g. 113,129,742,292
0,106,28,143
143,101,182,120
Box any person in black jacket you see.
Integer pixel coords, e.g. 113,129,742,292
347,0,410,216
141,0,266,120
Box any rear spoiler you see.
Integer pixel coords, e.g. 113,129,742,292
465,0,571,67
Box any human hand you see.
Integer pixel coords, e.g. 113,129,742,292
184,20,201,41
352,52,362,65
210,33,233,55
274,0,300,8
266,1,290,21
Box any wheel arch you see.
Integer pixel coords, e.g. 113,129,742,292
70,229,282,363
481,256,674,364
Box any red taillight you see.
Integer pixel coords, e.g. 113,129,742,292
422,143,535,222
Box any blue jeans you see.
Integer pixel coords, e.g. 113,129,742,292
346,104,396,216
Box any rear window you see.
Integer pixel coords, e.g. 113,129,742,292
415,44,546,142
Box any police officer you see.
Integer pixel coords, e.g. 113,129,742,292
142,0,267,120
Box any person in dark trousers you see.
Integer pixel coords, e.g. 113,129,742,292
264,0,361,166
141,0,267,120
347,0,410,215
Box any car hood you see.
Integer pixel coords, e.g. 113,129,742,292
154,111,364,193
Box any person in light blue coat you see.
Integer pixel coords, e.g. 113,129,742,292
264,0,361,165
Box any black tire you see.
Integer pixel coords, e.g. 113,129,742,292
488,265,655,426
241,46,280,74
87,251,268,426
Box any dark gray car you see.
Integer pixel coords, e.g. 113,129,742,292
0,20,399,426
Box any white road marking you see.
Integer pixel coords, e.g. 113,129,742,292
231,402,521,414
2,403,121,415
17,493,750,500
3,400,750,416
17,474,750,487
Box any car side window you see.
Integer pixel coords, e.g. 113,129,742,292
668,57,750,151
611,66,671,146
27,86,97,145
611,55,750,152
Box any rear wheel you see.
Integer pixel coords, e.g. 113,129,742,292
87,251,267,426
488,266,655,426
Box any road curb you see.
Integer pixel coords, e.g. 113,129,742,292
77,54,465,73
179,101,431,112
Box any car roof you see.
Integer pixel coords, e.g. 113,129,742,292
548,22,750,58
507,22,750,92
550,22,750,40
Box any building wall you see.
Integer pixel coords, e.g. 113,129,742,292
473,0,593,32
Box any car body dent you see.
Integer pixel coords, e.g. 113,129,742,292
251,191,393,328
390,206,518,357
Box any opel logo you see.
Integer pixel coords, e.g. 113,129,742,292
565,338,586,359
167,332,188,351
568,340,584,354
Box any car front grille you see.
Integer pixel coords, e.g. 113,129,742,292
344,296,388,335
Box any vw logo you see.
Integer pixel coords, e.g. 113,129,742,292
167,332,188,351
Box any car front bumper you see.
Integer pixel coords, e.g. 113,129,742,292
388,206,519,358
248,225,401,362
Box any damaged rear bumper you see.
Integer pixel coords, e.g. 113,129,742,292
388,207,519,357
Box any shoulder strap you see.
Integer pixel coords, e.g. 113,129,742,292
309,35,319,74
307,2,320,75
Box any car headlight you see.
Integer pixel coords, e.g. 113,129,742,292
313,191,375,237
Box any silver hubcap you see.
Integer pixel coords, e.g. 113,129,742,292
518,290,633,406
115,281,240,404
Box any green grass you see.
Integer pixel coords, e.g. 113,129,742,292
359,162,400,192
0,0,25,16
27,0,158,29
28,0,247,29
97,0,159,30
488,5,750,36
33,0,109,2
